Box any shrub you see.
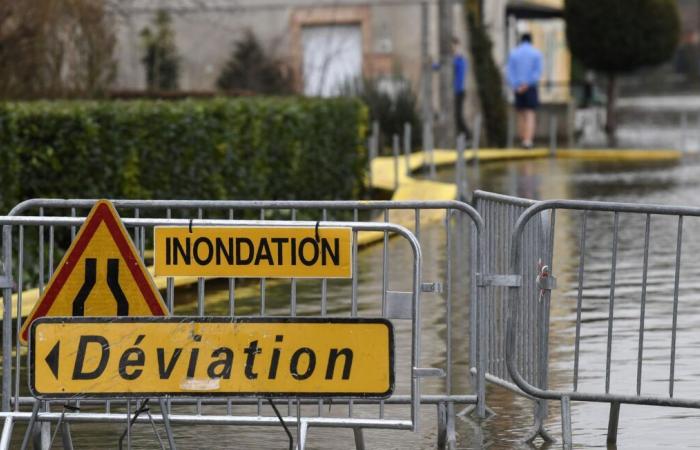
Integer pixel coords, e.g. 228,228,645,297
340,75,422,152
217,31,293,94
0,97,368,212
140,10,180,91
565,0,680,146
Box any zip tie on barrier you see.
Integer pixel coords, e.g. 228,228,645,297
189,218,194,233
536,259,557,300
315,220,321,242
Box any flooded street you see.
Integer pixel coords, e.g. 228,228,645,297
12,155,700,449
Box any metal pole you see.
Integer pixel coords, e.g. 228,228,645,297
367,137,373,193
420,1,434,174
429,126,437,179
393,134,400,190
423,121,431,175
456,134,466,200
404,122,412,175
372,120,379,156
473,114,482,173
159,398,177,450
681,111,688,153
507,107,515,148
549,113,558,156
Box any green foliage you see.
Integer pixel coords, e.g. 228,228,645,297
565,0,680,73
341,75,422,152
466,1,507,147
0,98,367,212
0,0,115,99
140,10,180,91
217,31,293,94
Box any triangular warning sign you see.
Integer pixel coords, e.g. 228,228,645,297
20,200,167,344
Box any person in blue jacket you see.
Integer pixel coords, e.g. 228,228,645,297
452,37,470,139
507,33,543,149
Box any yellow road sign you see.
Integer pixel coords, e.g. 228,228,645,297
29,317,394,398
153,226,353,278
19,200,168,344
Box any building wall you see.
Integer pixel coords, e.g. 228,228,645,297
111,0,448,94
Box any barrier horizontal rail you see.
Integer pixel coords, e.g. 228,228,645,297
507,198,700,448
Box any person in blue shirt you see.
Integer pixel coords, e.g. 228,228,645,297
507,33,543,149
452,37,470,139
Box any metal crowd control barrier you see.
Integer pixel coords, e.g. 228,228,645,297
507,199,700,448
1,198,485,449
472,191,555,441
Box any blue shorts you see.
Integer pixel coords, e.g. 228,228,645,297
515,85,539,110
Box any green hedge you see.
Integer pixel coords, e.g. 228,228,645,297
0,98,368,212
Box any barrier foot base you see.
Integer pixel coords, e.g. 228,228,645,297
437,402,457,449
523,416,555,445
606,401,620,445
353,427,365,450
561,396,572,450
457,404,495,420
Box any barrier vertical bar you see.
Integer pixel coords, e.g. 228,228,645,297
636,214,651,396
573,211,587,391
14,227,24,411
166,208,175,313
669,216,683,397
605,212,620,394
2,223,11,412
445,209,453,397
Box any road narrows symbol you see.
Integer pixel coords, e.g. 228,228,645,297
71,258,129,316
71,258,96,316
107,258,129,315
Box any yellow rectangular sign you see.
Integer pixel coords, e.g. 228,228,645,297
29,317,393,398
153,227,352,278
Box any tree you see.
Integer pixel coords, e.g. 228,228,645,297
140,10,180,91
0,0,115,99
565,0,680,146
465,0,507,147
216,31,292,94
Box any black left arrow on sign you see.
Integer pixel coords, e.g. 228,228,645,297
45,341,60,379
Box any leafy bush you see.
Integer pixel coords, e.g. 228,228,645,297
341,75,422,152
0,98,368,212
217,31,293,94
140,10,180,91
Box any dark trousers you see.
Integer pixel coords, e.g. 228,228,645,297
454,91,470,138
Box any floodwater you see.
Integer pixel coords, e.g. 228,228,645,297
13,155,700,449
